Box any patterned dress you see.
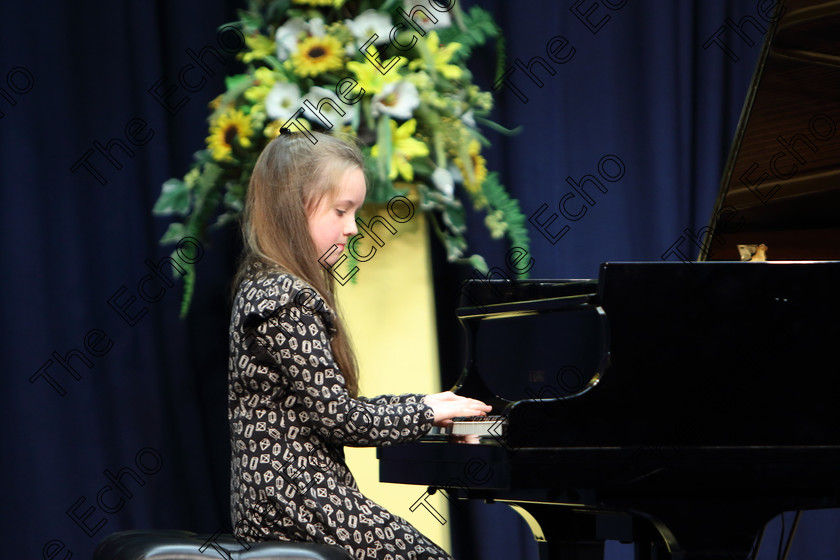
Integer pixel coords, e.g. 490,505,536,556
228,262,452,560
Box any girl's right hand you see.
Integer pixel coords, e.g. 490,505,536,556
422,391,492,428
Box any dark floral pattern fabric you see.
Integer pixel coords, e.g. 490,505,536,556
229,262,451,560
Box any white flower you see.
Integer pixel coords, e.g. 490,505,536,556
276,18,307,59
403,0,452,30
432,167,454,198
460,110,476,128
265,82,302,120
308,18,326,38
275,18,326,59
346,10,393,46
371,81,420,120
302,86,354,126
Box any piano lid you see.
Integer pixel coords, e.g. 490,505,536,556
702,0,840,262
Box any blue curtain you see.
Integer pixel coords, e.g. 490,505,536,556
1,1,836,559
1,1,240,557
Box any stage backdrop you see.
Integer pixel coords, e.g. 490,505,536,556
1,1,837,560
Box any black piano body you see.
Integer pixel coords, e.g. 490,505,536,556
379,0,840,557
379,263,840,559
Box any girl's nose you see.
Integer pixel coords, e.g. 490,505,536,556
346,217,358,237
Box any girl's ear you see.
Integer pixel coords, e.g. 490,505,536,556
305,193,326,216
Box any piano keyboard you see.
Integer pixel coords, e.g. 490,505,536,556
446,415,508,436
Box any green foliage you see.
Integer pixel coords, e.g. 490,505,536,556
153,179,190,216
439,6,500,62
481,172,530,277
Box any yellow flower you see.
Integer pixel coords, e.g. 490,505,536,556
262,118,312,138
454,139,487,194
372,119,429,181
346,57,406,95
241,34,276,63
405,70,432,91
291,35,345,77
409,31,462,80
207,109,253,161
184,167,201,189
484,210,508,239
243,67,278,106
263,119,283,138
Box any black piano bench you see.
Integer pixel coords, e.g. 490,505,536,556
93,530,354,560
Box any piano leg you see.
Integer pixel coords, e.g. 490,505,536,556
627,500,775,560
500,498,762,559
505,503,617,560
505,502,685,560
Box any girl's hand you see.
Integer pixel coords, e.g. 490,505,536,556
422,391,492,428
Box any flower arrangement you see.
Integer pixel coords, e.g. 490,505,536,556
153,0,530,315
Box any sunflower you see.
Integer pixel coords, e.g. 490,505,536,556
291,35,345,77
207,109,253,162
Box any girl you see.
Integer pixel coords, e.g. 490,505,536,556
228,131,491,560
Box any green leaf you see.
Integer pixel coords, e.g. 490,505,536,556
442,205,466,234
262,54,286,72
225,73,253,92
375,114,392,184
214,211,240,227
193,150,213,165
160,222,187,245
224,181,245,212
411,158,435,177
265,0,291,23
178,259,196,319
445,233,467,260
194,163,224,200
468,254,488,273
153,179,191,216
475,115,522,137
236,9,264,32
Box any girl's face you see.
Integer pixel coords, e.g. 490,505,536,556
307,166,366,266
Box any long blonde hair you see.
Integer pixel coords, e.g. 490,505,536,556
235,131,363,397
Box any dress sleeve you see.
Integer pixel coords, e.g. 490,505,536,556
240,280,435,448
356,394,428,406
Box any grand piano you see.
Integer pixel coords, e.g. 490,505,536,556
378,1,840,558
